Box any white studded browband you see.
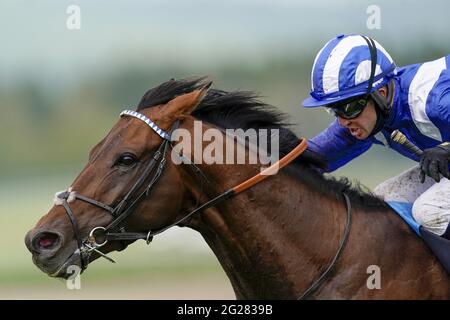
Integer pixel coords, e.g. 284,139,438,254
120,110,171,140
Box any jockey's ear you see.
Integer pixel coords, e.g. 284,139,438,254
378,85,388,98
162,81,212,119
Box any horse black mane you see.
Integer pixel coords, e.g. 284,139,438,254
136,77,387,210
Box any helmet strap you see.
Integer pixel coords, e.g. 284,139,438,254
367,80,395,137
368,104,386,138
361,35,378,99
370,79,395,116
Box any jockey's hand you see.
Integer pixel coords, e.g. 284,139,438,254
419,142,450,183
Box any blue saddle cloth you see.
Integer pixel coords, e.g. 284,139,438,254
387,201,450,274
387,201,421,236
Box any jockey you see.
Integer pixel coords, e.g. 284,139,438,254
302,34,450,240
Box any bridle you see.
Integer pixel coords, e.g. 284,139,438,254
55,108,352,299
55,110,178,269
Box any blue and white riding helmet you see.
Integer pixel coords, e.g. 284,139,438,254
303,34,397,108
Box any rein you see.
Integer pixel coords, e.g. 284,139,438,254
55,109,352,299
111,136,309,241
298,193,352,299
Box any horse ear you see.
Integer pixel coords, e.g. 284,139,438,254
164,81,212,118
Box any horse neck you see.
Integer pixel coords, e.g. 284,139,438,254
177,118,348,299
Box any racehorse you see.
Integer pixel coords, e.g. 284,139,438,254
25,78,449,299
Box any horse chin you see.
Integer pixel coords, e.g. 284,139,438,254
35,240,133,279
47,250,85,279
49,244,120,279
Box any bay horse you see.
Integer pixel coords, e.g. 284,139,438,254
25,78,449,299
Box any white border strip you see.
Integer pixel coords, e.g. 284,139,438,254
120,110,171,140
408,57,446,142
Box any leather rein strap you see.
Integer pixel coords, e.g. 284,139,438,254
297,192,352,300
106,138,309,241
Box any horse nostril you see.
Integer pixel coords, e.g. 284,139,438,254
32,231,62,253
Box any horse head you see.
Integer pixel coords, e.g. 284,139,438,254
25,79,211,278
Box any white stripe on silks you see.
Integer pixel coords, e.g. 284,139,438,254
408,57,446,141
354,61,382,85
322,35,368,94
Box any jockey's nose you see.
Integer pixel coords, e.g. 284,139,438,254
337,116,351,127
25,229,63,256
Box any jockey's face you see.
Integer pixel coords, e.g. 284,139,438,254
336,87,388,140
337,100,377,140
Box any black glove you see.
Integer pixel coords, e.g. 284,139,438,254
419,142,450,183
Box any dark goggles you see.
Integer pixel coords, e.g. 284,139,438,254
326,96,368,119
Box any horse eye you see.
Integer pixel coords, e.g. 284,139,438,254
116,153,137,167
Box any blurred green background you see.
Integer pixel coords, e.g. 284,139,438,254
1,0,449,299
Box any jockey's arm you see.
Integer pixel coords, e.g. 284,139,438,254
308,119,373,173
